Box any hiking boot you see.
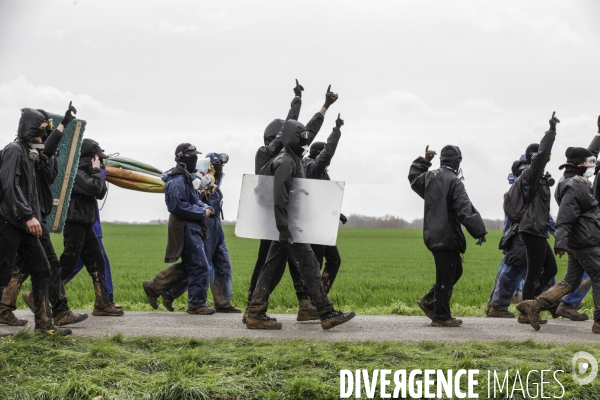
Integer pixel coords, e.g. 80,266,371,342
161,295,174,312
242,309,248,324
22,291,35,313
517,313,547,324
556,302,589,321
216,305,242,313
0,308,28,326
142,281,158,309
92,304,124,316
35,322,72,337
417,299,434,321
593,321,600,334
246,312,282,330
187,306,216,315
486,306,515,318
53,310,88,326
431,318,463,327
297,299,319,321
111,303,123,310
519,300,542,330
320,310,356,330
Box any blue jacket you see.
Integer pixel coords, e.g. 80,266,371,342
202,173,225,258
163,165,210,222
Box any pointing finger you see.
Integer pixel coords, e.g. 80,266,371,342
327,84,331,93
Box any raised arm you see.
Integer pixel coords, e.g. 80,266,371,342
307,114,343,177
408,146,435,199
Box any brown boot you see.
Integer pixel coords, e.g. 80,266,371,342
431,318,462,327
486,306,515,318
216,304,242,313
320,310,356,330
555,302,589,321
92,304,124,316
22,291,35,313
161,294,175,312
53,310,88,326
246,312,282,330
518,300,543,330
297,299,319,321
187,306,216,315
593,321,600,334
417,299,434,321
142,281,159,309
0,307,28,326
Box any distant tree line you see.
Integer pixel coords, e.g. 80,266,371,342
341,214,505,230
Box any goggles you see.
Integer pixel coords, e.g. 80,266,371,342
46,120,53,130
582,156,597,168
176,145,199,158
219,153,229,164
299,130,309,139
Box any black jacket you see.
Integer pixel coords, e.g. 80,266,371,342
37,154,58,218
553,174,600,250
66,155,107,225
303,127,341,180
517,129,555,237
409,157,487,253
255,97,302,174
261,119,314,233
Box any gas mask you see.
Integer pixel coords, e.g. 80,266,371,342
581,156,597,179
29,143,45,162
192,173,215,191
584,167,596,178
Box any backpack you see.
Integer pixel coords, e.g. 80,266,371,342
503,175,527,223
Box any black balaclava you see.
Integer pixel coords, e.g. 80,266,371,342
282,120,308,158
174,142,201,173
309,142,325,159
36,109,51,139
263,119,284,146
439,145,462,171
559,147,594,176
17,108,46,144
525,143,539,163
180,156,198,173
213,163,223,177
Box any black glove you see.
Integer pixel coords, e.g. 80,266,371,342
279,229,293,245
323,85,338,108
549,111,560,131
336,113,344,129
339,213,347,225
476,236,486,246
61,101,77,127
293,79,304,98
207,206,216,218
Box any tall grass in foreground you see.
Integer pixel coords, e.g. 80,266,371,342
16,225,577,316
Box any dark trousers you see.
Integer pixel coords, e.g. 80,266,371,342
0,221,69,316
291,244,342,300
421,251,463,321
59,222,110,309
180,222,211,308
520,232,557,301
247,239,291,303
536,247,600,322
248,241,333,315
0,217,51,327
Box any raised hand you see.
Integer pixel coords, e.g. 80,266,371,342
425,145,436,162
549,111,560,131
293,79,304,98
336,113,344,129
324,84,338,108
61,101,77,127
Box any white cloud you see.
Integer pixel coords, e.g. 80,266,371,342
457,98,502,114
365,90,436,116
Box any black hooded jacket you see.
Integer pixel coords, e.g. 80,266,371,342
261,120,314,232
0,109,45,232
409,157,487,253
66,155,107,225
254,97,302,174
517,129,555,237
36,128,63,218
303,127,341,180
553,164,600,250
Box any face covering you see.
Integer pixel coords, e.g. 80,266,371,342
584,167,595,178
213,163,223,176
301,145,309,157
180,156,198,173
29,143,45,162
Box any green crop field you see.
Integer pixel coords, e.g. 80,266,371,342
15,225,581,317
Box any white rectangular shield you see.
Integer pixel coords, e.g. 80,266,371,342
235,174,345,246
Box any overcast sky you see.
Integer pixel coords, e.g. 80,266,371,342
2,1,600,223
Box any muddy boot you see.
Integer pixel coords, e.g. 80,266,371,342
161,294,175,312
0,307,28,326
246,312,282,330
92,304,124,316
431,317,463,327
53,310,88,326
417,299,434,321
22,291,35,313
555,301,589,321
142,281,159,309
35,321,72,337
297,299,319,321
518,300,543,330
216,303,242,313
187,306,216,315
111,303,123,310
320,310,356,330
242,308,248,324
593,321,600,334
486,306,515,318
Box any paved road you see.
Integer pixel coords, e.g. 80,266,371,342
3,311,599,344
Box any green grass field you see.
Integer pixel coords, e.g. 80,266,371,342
15,225,582,317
